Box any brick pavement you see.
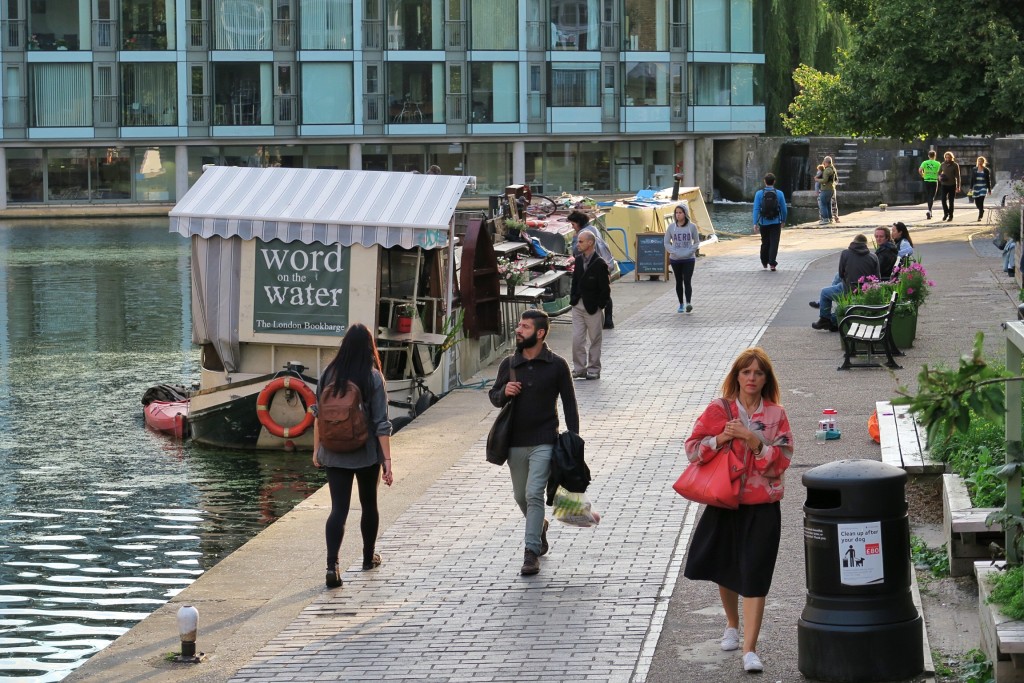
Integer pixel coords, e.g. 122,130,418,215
229,241,825,683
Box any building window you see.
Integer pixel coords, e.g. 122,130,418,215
28,0,83,50
465,142,509,195
122,63,177,125
470,0,515,49
691,63,728,105
47,148,131,201
550,0,598,51
300,0,353,49
624,0,666,51
387,62,443,123
215,0,272,49
730,0,755,53
623,61,668,106
213,63,270,124
386,0,443,50
301,63,353,123
691,0,726,52
731,63,762,105
7,148,43,202
135,146,175,201
470,62,518,123
306,145,349,169
30,64,92,126
549,62,599,107
122,0,175,49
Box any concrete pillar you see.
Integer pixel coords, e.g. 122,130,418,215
682,139,696,190
174,145,188,201
350,142,362,170
0,146,7,209
694,138,714,201
512,140,525,185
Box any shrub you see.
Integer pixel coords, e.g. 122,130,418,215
989,564,1024,621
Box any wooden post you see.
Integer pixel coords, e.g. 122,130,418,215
1005,323,1024,565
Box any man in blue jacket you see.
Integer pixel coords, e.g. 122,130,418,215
752,173,788,271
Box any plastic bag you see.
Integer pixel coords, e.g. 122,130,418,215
551,486,601,527
868,410,880,444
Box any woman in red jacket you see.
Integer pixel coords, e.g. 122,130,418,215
682,347,793,674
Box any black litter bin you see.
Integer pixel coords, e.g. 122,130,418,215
798,459,923,683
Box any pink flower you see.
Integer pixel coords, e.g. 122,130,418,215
907,287,914,294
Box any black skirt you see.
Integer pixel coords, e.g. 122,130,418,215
683,502,782,598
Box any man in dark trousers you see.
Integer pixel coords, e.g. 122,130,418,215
568,211,616,329
811,234,880,331
752,173,788,271
488,310,579,576
570,231,611,380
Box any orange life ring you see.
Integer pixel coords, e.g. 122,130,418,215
255,376,316,438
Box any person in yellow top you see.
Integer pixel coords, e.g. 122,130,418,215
918,150,941,220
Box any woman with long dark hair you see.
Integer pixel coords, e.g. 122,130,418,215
971,156,993,221
313,323,393,589
664,202,700,314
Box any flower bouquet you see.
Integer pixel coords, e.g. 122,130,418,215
892,260,934,309
497,256,528,290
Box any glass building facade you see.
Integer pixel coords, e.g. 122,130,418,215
0,0,764,205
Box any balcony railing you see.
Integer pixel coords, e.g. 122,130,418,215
670,22,686,51
670,93,686,122
527,92,544,123
364,94,384,124
274,94,296,124
94,95,118,126
446,94,466,124
444,20,465,50
3,96,26,127
2,19,24,50
601,90,616,122
273,18,293,49
92,20,114,49
188,95,209,125
362,20,382,50
525,21,544,50
601,21,618,51
186,19,208,49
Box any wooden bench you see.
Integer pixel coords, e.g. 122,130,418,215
944,473,1002,577
976,562,1024,682
876,400,942,474
838,291,903,370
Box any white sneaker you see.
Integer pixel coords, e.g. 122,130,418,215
743,651,763,672
720,627,739,651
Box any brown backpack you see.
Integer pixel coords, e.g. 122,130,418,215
318,380,369,452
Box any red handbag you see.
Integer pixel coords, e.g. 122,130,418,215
672,399,746,509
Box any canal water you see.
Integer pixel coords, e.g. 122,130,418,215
0,219,325,683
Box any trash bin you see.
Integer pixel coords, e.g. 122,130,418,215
798,459,923,683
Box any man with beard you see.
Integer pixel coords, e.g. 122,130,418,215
488,309,579,576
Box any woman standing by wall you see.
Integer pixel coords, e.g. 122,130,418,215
313,323,394,589
682,347,793,674
970,156,993,221
664,202,700,314
938,151,961,222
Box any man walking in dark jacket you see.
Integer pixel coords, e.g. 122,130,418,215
488,310,579,576
570,231,611,380
812,234,880,330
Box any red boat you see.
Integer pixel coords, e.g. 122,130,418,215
143,400,189,439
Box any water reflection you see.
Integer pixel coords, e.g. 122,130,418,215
0,220,325,682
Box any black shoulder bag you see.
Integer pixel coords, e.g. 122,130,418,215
486,362,517,466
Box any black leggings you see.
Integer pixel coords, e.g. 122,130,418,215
671,259,695,304
975,195,985,218
940,185,956,218
325,463,380,569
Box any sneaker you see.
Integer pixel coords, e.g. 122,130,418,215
743,652,763,673
721,627,740,651
685,303,693,313
770,265,777,272
808,301,820,308
540,519,550,556
521,548,540,575
926,211,932,220
361,552,382,571
818,219,829,225
677,304,685,313
811,317,833,330
586,372,600,380
572,370,587,379
326,564,342,589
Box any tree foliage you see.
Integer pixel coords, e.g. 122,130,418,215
784,0,1024,139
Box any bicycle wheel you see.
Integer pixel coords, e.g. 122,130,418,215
524,195,557,218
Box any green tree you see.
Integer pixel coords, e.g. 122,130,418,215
785,0,1024,139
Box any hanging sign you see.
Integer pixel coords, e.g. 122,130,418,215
252,239,350,336
838,521,884,586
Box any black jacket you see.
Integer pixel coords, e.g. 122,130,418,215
876,241,899,280
488,345,580,447
546,430,590,505
570,253,611,314
839,241,880,291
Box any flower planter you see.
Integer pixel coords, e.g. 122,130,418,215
890,304,918,348
976,562,1024,682
395,315,412,333
943,473,1002,577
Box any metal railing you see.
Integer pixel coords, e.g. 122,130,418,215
601,90,616,122
525,21,544,51
362,20,382,50
2,19,24,50
670,93,686,122
94,95,118,126
188,95,209,125
363,94,384,124
527,92,544,123
670,22,686,51
3,96,25,127
274,94,296,124
446,94,466,124
444,20,465,50
273,19,293,49
186,19,208,49
92,20,114,49
601,21,618,51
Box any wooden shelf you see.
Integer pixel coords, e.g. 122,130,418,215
527,270,567,288
493,240,530,255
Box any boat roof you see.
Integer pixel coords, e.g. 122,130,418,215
169,167,471,249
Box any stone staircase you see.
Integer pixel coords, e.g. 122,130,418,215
833,140,859,191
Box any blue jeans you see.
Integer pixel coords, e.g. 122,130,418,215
818,190,834,220
508,444,552,555
819,280,844,324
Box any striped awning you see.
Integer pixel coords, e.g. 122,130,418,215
169,166,471,250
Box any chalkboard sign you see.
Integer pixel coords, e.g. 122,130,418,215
635,232,668,280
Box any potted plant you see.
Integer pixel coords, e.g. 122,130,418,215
55,38,67,50
394,303,416,333
497,256,527,295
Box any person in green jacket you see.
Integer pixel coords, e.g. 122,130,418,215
918,150,941,220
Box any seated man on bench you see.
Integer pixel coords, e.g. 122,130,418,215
811,234,880,332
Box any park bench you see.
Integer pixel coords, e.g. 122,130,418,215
976,562,1024,682
875,400,942,475
944,473,1002,577
837,291,903,370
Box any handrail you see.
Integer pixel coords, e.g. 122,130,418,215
603,226,631,263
